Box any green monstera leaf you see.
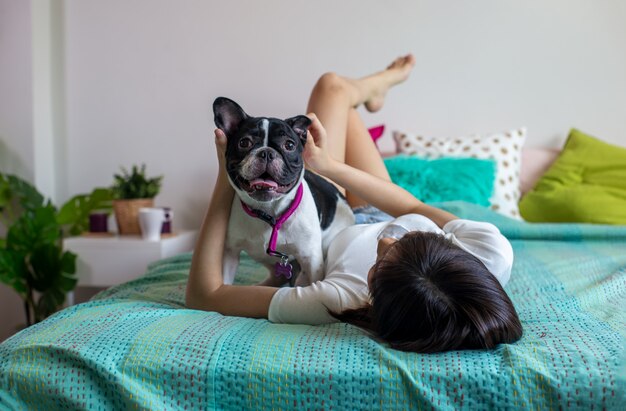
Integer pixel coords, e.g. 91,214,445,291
6,205,60,253
29,244,77,320
4,174,45,214
0,248,28,296
0,175,12,210
29,244,76,291
57,188,113,236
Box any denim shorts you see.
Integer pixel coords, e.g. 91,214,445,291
352,205,394,225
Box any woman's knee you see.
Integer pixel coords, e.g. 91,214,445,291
313,72,347,95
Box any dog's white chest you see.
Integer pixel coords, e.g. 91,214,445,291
226,190,319,265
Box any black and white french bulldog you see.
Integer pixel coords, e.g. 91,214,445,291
213,97,354,286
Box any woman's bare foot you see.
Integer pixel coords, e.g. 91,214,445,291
363,54,416,113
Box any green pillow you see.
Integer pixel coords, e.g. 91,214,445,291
519,129,626,224
383,155,495,206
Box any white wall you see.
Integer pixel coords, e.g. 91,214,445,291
0,0,33,341
0,0,33,178
2,0,626,339
61,0,626,232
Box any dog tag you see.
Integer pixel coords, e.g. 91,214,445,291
274,260,293,279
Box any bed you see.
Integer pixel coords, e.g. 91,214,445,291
2,132,626,409
1,200,625,410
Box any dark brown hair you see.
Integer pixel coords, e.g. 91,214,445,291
332,231,522,353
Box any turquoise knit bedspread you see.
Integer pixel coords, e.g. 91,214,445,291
1,202,625,410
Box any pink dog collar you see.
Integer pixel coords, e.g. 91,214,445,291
240,183,303,279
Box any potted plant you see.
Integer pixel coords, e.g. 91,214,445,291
0,174,110,326
0,174,72,326
111,164,163,235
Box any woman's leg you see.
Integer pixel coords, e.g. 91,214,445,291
343,109,390,207
306,54,415,206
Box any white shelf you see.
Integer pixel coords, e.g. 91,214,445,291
63,230,197,287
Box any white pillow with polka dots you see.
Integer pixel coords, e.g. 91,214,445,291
392,128,527,219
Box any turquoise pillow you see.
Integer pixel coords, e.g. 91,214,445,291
383,155,496,206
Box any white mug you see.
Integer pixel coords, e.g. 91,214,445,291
138,207,166,241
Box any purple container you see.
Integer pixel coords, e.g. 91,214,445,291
89,212,108,233
161,207,172,234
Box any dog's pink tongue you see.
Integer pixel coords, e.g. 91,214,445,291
250,178,278,189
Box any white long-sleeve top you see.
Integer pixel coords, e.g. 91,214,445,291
268,214,513,325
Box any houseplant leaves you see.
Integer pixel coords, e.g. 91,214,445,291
0,173,80,325
57,188,113,236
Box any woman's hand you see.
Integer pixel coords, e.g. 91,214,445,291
214,128,232,187
303,113,336,176
214,128,227,169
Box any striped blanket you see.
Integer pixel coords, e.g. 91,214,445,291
1,202,625,410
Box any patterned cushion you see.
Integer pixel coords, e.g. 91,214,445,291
393,128,526,219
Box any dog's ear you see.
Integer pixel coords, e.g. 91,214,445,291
285,115,312,145
213,97,249,137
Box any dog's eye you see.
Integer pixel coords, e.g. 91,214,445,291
283,140,296,151
238,138,253,149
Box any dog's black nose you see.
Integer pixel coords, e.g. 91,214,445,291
257,149,275,160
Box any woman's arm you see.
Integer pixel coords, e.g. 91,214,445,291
304,114,459,229
185,129,278,317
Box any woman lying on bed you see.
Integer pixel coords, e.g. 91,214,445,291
186,55,523,353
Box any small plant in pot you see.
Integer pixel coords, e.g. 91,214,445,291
111,164,163,235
